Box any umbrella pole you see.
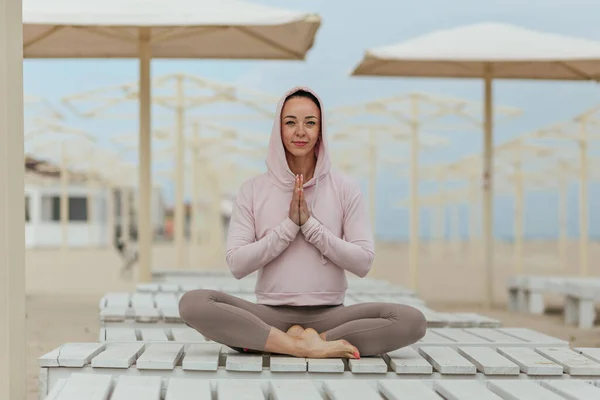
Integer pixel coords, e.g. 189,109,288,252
409,97,420,291
0,0,26,396
137,28,153,283
483,65,494,308
579,117,589,276
174,75,186,269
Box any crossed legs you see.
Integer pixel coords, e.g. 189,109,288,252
178,289,426,358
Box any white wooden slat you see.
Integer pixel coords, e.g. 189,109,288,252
137,283,160,293
269,380,322,400
430,329,491,343
498,328,568,345
179,283,201,292
133,307,160,323
136,343,184,370
535,347,600,376
140,328,169,342
217,380,265,400
225,354,263,372
91,343,145,369
99,308,128,322
160,284,181,292
171,328,206,342
270,356,307,372
39,343,106,367
110,376,162,400
457,347,520,375
131,293,155,308
307,358,345,373
348,357,388,373
452,313,501,327
45,379,68,400
165,379,212,400
324,380,383,400
435,313,473,327
104,292,131,308
463,328,527,344
418,346,477,375
105,328,137,342
496,347,563,375
418,330,455,344
487,380,566,400
541,380,600,400
575,347,600,363
181,343,222,371
161,307,182,321
434,380,503,400
155,293,179,309
53,373,112,400
385,347,433,374
378,380,442,400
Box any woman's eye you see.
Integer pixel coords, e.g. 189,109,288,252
285,121,295,125
307,121,316,126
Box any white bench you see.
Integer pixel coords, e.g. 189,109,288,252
97,327,568,349
98,293,500,329
507,275,600,328
38,340,600,399
42,374,600,400
140,276,417,297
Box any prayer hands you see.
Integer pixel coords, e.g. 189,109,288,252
298,175,310,226
288,174,311,226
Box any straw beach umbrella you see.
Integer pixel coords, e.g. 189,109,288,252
351,22,600,306
23,0,321,282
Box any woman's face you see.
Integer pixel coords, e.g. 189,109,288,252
280,96,321,158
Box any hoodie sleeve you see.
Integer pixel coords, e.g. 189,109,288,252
226,180,300,279
300,179,375,277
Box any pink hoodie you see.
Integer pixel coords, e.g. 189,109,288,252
225,86,375,306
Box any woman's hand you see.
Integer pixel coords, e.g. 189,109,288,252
288,174,301,225
299,174,311,225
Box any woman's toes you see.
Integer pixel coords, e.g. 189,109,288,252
286,325,305,337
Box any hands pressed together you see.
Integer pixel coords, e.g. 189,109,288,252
288,174,311,226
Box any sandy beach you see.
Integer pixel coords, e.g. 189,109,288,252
25,240,600,399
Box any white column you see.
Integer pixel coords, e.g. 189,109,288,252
0,0,26,398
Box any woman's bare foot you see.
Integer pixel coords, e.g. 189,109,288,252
286,325,305,338
296,328,359,359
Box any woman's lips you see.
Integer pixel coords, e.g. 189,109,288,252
293,141,308,147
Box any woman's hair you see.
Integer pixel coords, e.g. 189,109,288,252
284,89,321,110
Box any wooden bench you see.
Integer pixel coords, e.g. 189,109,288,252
38,341,600,399
42,374,600,400
140,275,417,296
98,292,501,329
507,275,600,328
97,327,568,349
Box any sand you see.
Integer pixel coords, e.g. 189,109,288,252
24,239,600,399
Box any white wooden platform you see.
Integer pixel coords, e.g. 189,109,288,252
42,374,600,400
140,274,417,296
507,275,600,328
98,292,501,329
38,341,600,399
97,327,568,350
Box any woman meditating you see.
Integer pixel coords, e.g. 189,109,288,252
179,87,426,359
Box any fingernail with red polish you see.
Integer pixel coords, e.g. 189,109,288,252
353,351,360,359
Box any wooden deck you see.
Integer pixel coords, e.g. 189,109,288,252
43,374,600,399
39,340,600,399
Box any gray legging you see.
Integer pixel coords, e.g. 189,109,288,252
178,289,427,357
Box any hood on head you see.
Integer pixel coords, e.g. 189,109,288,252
266,86,331,190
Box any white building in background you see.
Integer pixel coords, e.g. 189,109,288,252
24,175,166,249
